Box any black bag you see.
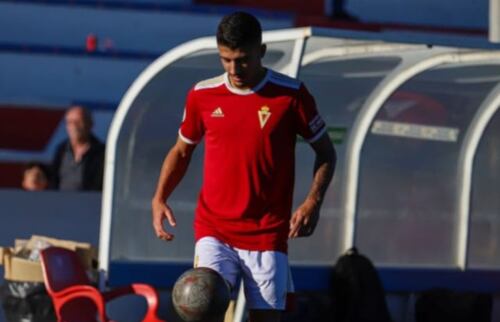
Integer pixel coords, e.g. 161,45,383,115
1,281,56,322
331,247,392,322
415,288,492,322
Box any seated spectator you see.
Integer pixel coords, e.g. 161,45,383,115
52,105,105,191
22,162,50,191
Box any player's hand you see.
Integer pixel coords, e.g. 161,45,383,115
151,198,177,241
289,199,320,238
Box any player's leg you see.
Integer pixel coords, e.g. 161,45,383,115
238,249,292,322
194,236,241,322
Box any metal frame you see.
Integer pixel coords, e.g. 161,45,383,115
343,50,500,257
301,43,425,65
457,82,500,269
491,0,500,43
298,43,500,264
288,37,306,77
342,47,453,251
298,43,450,259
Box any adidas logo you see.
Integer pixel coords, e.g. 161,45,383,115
211,107,224,117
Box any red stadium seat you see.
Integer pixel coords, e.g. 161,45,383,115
40,247,166,322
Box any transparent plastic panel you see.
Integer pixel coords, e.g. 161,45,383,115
356,63,500,266
289,52,401,264
303,36,375,57
110,49,218,262
110,42,296,262
469,110,500,268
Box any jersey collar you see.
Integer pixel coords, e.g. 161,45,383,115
223,69,271,95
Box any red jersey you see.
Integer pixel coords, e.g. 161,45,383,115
179,69,326,253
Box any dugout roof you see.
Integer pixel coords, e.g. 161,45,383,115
99,27,500,288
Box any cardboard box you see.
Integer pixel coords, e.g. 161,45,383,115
0,235,97,283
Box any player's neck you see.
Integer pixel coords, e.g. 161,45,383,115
230,67,267,90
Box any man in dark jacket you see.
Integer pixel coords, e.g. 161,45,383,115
52,105,105,191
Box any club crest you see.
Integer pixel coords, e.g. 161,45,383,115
258,106,271,129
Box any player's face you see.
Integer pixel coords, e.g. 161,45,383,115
218,43,266,89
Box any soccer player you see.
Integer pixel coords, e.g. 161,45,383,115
151,12,336,322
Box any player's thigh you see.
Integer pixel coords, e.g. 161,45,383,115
194,237,240,294
239,250,290,310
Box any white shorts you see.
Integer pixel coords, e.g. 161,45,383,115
194,236,294,310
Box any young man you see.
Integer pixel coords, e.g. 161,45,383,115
151,12,336,322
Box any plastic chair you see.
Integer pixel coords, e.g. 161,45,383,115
40,246,166,322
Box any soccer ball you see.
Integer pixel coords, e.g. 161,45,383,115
172,267,230,322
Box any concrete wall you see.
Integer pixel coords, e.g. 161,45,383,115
0,190,101,248
0,189,101,286
0,53,149,106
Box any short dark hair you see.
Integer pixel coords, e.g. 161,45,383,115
25,162,50,178
216,12,262,49
68,105,93,126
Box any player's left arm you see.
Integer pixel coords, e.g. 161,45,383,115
289,132,336,238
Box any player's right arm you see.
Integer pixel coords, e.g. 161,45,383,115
153,87,204,240
151,137,197,241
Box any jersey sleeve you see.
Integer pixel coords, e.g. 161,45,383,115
294,84,327,143
179,88,204,144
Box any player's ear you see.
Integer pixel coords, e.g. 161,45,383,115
260,44,266,58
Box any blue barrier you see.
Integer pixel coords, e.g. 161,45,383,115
108,261,500,293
